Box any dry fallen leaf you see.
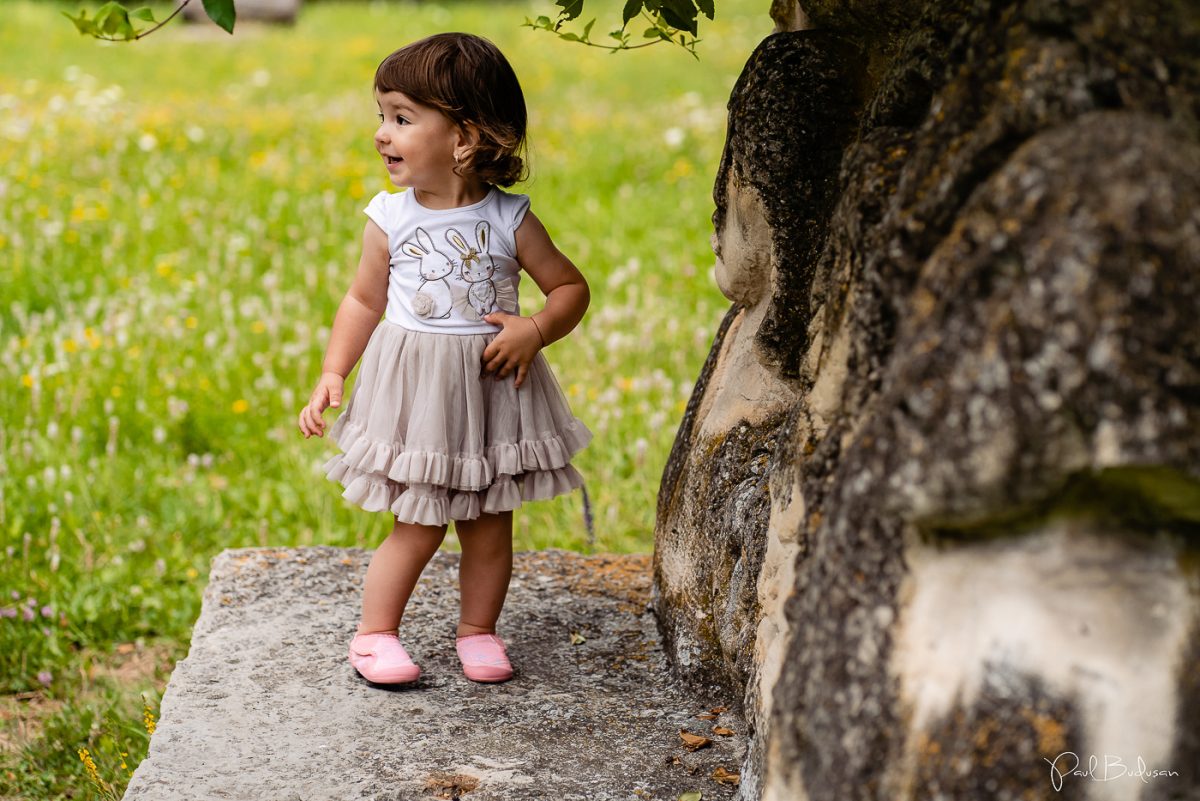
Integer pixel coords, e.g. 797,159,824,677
678,792,703,801
709,706,728,714
679,730,712,751
713,726,735,736
694,713,717,720
423,772,480,799
712,766,740,785
570,631,586,645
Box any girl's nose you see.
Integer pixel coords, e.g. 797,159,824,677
374,125,389,145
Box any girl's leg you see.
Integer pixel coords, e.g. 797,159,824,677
454,510,514,638
357,518,447,636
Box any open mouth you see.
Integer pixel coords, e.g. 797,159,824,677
385,155,401,164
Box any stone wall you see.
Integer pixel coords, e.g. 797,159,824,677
654,1,1200,799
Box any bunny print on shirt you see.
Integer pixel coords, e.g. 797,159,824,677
401,228,456,320
401,221,517,323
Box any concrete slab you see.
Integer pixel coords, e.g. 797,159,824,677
123,547,746,801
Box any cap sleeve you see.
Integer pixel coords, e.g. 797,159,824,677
363,190,391,235
506,192,531,234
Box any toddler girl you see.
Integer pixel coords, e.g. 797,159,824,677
298,32,591,685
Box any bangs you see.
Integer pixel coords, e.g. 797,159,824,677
374,44,459,116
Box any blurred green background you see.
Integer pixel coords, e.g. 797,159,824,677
0,0,764,796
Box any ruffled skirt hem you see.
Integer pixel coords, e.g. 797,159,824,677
321,321,590,525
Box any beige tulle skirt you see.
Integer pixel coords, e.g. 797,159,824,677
322,320,592,526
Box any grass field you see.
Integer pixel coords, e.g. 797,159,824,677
0,0,765,796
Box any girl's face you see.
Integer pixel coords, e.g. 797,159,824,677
374,90,466,191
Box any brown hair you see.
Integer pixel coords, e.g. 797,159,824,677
375,33,528,187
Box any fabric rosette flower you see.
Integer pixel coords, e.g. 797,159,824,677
411,292,435,318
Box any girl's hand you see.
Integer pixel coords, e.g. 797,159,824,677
481,312,543,388
298,372,345,438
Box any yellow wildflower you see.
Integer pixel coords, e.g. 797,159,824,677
185,316,198,329
231,399,249,414
666,158,693,181
143,701,157,735
21,374,33,388
77,748,110,794
63,338,78,354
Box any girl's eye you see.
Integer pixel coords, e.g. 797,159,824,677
395,116,410,125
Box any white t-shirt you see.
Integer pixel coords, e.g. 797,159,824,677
364,187,531,334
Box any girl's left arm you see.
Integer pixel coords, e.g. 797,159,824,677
482,210,590,387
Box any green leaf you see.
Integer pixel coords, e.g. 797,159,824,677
582,18,595,40
201,0,235,34
130,6,156,22
62,9,95,35
696,0,715,19
536,15,552,26
621,0,643,24
93,1,119,30
96,2,134,37
659,0,698,35
554,0,584,21
643,26,661,38
559,32,580,41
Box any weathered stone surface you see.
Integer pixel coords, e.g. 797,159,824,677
654,29,863,712
712,30,864,378
124,547,746,801
657,0,1200,800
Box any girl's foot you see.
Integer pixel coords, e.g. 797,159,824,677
455,633,513,683
348,631,420,684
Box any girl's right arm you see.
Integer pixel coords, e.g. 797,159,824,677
298,219,390,439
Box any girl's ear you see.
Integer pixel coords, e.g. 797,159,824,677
453,122,481,164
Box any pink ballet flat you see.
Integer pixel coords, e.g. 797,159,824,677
455,633,514,683
348,631,421,685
